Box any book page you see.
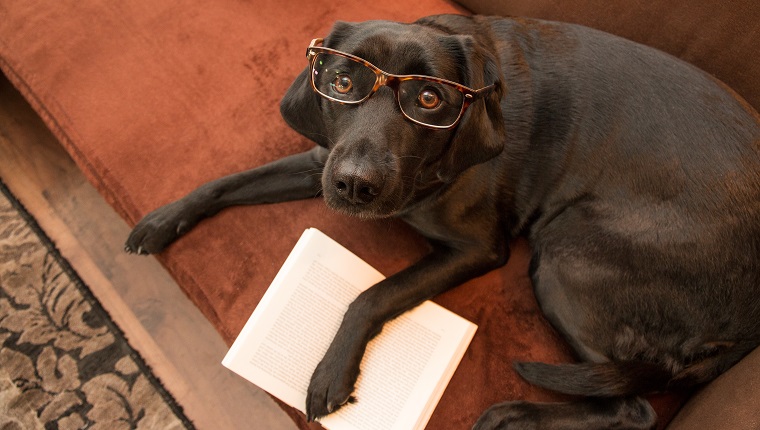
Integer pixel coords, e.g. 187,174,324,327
223,228,476,430
321,301,475,430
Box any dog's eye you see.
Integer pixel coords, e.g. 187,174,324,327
332,74,353,94
418,89,441,109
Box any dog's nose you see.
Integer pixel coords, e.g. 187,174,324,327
333,169,382,205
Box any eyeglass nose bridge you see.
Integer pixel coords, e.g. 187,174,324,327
368,73,424,125
370,72,402,99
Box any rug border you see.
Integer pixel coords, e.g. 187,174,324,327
0,178,196,429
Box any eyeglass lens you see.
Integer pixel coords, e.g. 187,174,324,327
311,52,465,128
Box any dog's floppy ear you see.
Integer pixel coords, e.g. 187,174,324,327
279,21,357,148
280,67,330,147
437,35,506,183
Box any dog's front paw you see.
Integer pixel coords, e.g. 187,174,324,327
125,201,197,255
305,354,360,421
473,401,538,430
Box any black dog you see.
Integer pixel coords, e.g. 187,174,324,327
125,14,760,429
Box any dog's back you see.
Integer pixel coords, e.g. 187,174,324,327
475,14,760,400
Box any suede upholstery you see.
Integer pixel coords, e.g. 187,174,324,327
1,0,756,428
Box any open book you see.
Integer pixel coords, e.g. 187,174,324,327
222,228,477,430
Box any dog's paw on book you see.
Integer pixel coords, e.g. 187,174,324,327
223,228,477,430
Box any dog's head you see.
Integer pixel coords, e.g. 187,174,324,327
281,17,506,218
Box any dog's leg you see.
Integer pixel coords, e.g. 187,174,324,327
125,145,327,254
305,242,509,421
473,396,656,430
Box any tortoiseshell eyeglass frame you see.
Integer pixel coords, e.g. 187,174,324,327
305,38,497,130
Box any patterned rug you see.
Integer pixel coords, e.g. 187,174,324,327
0,180,194,429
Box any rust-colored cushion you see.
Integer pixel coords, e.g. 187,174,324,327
0,1,705,428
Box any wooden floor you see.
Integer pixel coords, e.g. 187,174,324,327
0,74,296,429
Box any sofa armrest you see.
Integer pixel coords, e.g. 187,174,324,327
667,346,760,429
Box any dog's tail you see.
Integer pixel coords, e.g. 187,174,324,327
513,361,670,397
514,344,753,397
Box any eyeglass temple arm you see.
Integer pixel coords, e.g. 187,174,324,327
473,82,499,99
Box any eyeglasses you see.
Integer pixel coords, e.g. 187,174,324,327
306,38,497,129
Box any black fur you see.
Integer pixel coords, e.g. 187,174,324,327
126,14,760,429
514,361,675,397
